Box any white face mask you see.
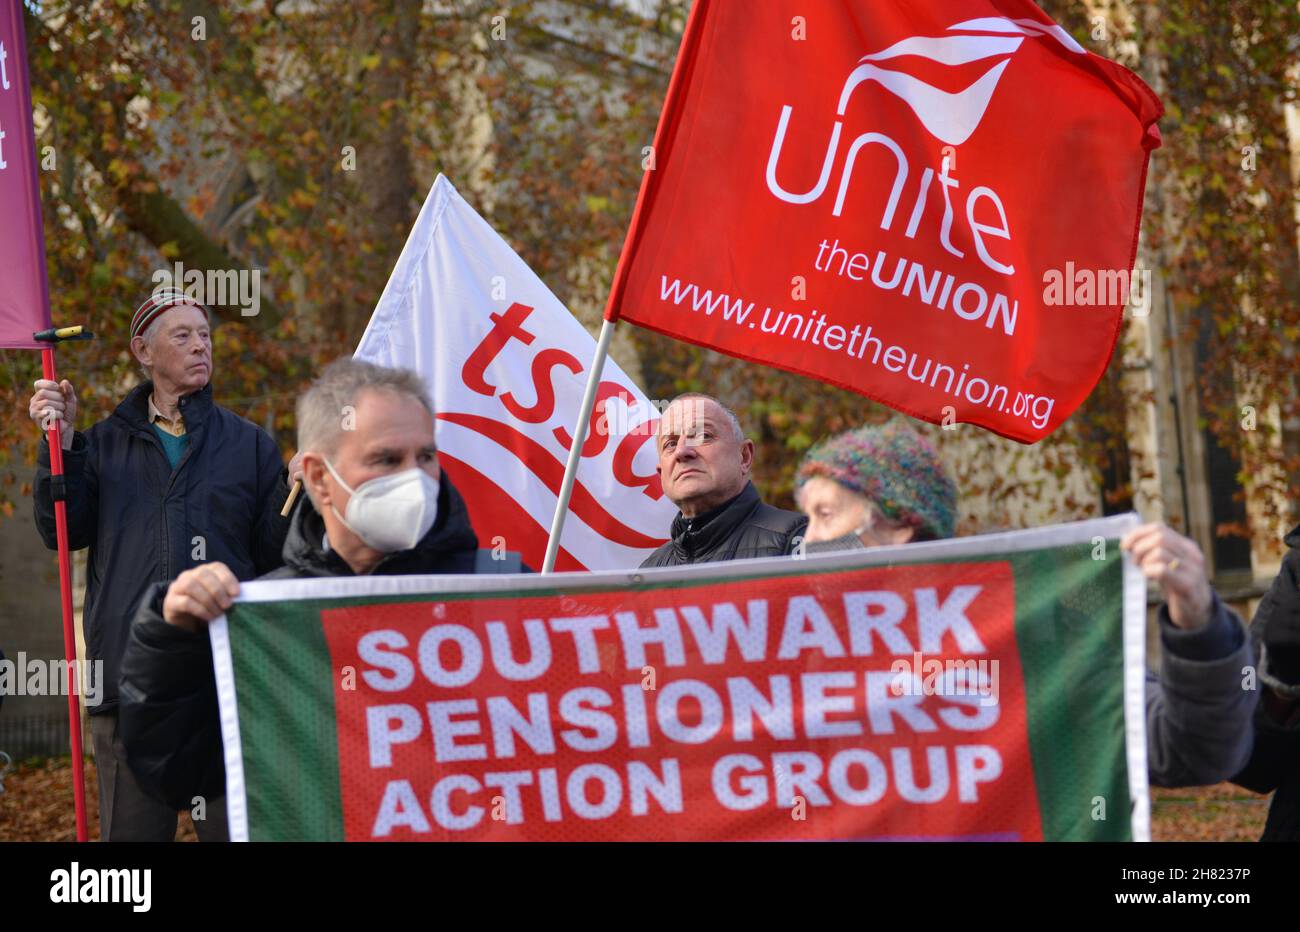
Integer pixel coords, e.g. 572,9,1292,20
323,458,440,553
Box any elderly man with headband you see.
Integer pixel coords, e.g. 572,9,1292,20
29,288,296,840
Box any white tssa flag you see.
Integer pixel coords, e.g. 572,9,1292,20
355,175,674,570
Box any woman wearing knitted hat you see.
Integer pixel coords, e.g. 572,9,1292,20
794,418,957,551
796,419,1263,802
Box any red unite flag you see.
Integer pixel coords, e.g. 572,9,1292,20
608,0,1162,443
0,0,51,348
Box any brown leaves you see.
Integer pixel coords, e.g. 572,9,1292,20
1150,783,1272,842
0,756,1270,842
0,756,202,842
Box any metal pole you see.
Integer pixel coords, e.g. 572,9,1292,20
541,319,616,573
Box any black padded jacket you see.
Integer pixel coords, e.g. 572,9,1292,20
640,482,807,567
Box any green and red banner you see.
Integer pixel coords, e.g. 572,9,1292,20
212,515,1149,841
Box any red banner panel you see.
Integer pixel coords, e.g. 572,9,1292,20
321,561,1038,841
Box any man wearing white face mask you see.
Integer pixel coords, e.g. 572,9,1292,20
116,358,522,838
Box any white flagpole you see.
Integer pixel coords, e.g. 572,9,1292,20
538,0,709,573
542,318,617,573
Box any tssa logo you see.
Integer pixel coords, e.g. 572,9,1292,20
765,16,1085,277
457,301,664,502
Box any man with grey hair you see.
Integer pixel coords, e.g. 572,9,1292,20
29,288,295,841
641,393,807,567
118,357,519,838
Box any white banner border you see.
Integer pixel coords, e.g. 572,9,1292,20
214,512,1150,842
209,615,250,842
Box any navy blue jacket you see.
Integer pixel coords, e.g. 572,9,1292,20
33,381,291,714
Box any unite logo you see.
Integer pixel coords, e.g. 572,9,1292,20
765,16,1086,278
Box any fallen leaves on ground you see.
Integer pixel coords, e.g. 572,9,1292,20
0,757,197,842
0,756,1273,842
1151,782,1272,842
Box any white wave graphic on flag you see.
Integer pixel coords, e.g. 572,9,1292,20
947,17,1086,55
860,34,1023,68
436,419,656,569
837,17,1084,147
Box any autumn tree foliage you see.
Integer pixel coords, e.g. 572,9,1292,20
1148,1,1300,542
1044,0,1300,549
0,0,1296,556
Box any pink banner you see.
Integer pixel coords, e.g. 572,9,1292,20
0,0,50,348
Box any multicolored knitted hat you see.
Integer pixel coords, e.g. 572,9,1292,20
130,288,209,341
796,418,957,540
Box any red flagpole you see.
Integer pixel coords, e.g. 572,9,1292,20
36,332,91,842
